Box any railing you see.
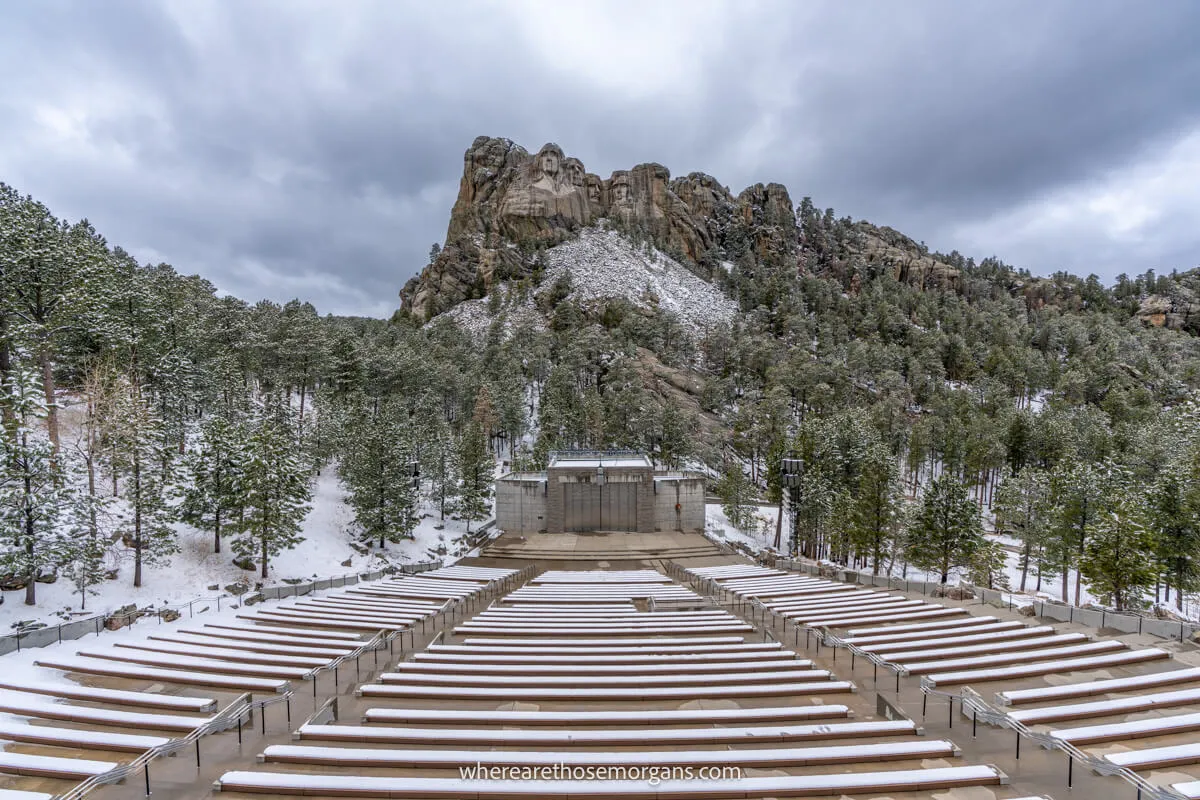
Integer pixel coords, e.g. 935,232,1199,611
918,682,1183,799
50,686,274,800
1,558,445,656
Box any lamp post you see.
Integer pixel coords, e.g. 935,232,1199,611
595,455,605,530
777,455,804,554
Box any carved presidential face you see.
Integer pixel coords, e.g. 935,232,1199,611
540,152,560,177
566,159,585,187
587,176,602,202
613,181,630,203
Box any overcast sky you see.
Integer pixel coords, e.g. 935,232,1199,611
2,1,1198,317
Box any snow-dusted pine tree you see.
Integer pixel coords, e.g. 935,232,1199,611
457,420,491,534
906,474,983,584
108,374,179,587
180,413,247,554
233,406,311,578
340,397,418,548
0,368,68,604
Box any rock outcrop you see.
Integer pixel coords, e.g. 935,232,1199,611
401,136,797,321
1138,293,1200,334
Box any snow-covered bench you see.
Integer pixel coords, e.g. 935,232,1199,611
412,647,790,665
294,599,438,615
782,600,927,620
356,704,851,727
459,635,746,646
34,655,291,692
0,680,214,712
379,666,828,689
256,606,422,624
115,641,330,669
427,641,775,657
0,752,117,780
998,667,1200,706
897,640,1125,675
0,694,210,731
471,610,733,621
214,765,1006,797
463,614,738,626
76,648,311,680
804,607,966,628
391,658,806,676
0,790,52,800
260,740,959,768
1051,711,1200,745
235,612,406,632
204,622,362,641
357,679,854,701
847,615,1002,638
453,623,754,636
1105,743,1200,770
1007,688,1200,725
857,624,1052,654
879,632,1089,663
0,721,169,752
150,631,353,658
766,592,897,609
925,648,1171,687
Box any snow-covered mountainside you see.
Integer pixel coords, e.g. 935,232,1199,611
439,227,738,340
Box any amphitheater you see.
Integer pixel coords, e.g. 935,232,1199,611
2,529,1199,800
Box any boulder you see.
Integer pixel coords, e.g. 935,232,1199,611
232,557,256,572
104,604,140,631
158,608,181,623
1017,604,1037,617
243,593,265,606
0,574,28,591
340,558,352,568
224,580,251,596
35,569,57,585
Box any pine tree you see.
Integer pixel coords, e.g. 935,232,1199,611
340,397,419,548
108,375,178,587
1049,460,1111,605
180,413,247,554
994,466,1053,591
234,408,311,578
457,420,491,534
1081,488,1155,611
59,483,111,610
0,368,67,604
906,474,983,584
850,446,902,574
717,460,756,533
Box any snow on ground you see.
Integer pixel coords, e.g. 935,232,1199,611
438,226,738,342
705,503,779,552
0,469,478,632
544,228,737,334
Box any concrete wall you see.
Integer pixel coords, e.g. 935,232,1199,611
495,477,547,534
545,465,653,533
653,477,706,532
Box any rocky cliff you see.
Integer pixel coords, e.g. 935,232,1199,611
401,136,801,321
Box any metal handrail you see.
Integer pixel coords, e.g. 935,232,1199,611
920,682,1183,800
51,689,257,800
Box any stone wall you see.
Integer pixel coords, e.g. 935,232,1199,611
653,476,706,532
495,476,547,534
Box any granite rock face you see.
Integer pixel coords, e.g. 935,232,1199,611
401,136,799,321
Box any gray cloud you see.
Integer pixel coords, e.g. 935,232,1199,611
1,0,1198,317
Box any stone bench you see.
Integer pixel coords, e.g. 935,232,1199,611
214,765,1006,797
34,655,291,693
115,641,330,668
926,648,1171,687
0,752,117,780
897,640,1125,675
0,722,169,752
357,679,854,701
1052,711,1200,745
0,695,210,731
378,666,828,689
391,658,806,676
998,667,1200,706
355,705,852,727
260,740,959,768
0,680,215,712
75,648,311,680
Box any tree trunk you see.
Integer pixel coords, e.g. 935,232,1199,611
39,346,59,462
133,459,143,588
261,534,269,579
1018,542,1030,591
214,507,222,554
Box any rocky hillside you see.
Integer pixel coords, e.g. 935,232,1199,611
400,136,969,323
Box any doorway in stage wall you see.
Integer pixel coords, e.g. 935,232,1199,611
563,481,637,532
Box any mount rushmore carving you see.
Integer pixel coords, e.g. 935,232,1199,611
401,136,802,321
